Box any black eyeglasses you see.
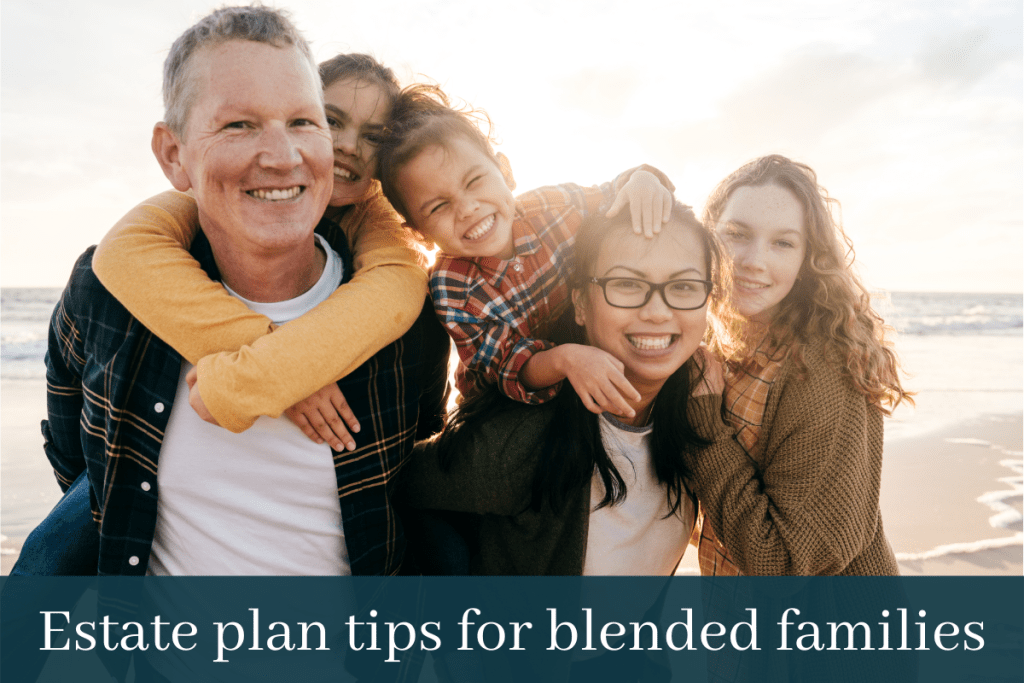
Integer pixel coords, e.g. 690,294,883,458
589,277,712,310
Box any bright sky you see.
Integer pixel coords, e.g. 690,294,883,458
2,0,1021,291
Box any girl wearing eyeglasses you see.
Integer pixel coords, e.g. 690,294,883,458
403,201,737,576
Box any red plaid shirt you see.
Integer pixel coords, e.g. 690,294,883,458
430,167,672,404
692,335,789,575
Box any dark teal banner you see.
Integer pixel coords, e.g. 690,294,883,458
2,576,1020,682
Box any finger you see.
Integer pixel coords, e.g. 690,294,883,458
661,189,673,224
582,393,604,415
571,382,604,415
185,366,198,389
606,353,627,374
605,191,627,218
286,409,324,444
609,370,641,402
321,410,356,452
631,200,643,235
330,391,360,433
642,197,655,238
304,410,337,447
650,193,666,234
599,382,636,419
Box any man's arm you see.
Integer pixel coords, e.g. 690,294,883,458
41,252,92,491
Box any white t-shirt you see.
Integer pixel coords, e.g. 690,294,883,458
148,234,349,576
145,235,353,681
583,413,695,576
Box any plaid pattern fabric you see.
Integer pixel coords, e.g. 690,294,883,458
430,166,674,404
43,219,442,577
693,336,788,576
690,511,742,577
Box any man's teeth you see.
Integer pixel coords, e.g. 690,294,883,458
248,187,302,201
334,167,358,181
465,215,496,240
627,335,675,350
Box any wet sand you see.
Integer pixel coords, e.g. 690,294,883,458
675,413,1023,576
3,378,1021,576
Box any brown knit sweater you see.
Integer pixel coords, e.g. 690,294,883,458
685,338,900,576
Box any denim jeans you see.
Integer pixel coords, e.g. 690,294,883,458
3,471,101,681
10,469,98,576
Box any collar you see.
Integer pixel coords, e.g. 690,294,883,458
729,327,789,374
466,201,540,284
189,216,353,286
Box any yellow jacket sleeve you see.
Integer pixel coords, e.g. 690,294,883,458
93,190,276,358
92,187,428,433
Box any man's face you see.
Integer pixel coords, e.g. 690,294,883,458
175,40,333,256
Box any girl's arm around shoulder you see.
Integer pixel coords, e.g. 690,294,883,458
94,188,428,432
196,190,428,432
92,190,275,363
346,188,429,273
685,341,885,575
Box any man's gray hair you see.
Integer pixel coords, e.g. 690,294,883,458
163,5,319,138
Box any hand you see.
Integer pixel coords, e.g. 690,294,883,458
559,344,641,418
185,366,220,425
284,383,361,452
690,346,724,396
605,170,674,238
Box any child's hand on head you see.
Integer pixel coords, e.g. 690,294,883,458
558,344,641,419
284,384,361,452
605,170,674,238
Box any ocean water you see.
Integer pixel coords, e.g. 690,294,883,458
4,288,1019,374
3,289,1021,432
2,289,1021,556
1,287,63,380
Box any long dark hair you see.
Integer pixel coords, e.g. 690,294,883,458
318,53,400,104
438,202,728,517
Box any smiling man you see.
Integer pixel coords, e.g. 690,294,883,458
153,26,335,307
39,5,443,585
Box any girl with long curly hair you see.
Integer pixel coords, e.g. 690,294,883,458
685,154,912,577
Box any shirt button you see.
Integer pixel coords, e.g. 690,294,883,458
513,262,522,272
129,556,140,566
141,481,151,492
154,402,165,413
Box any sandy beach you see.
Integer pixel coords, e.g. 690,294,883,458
3,376,1022,576
673,409,1023,576
883,412,1022,574
1,379,60,575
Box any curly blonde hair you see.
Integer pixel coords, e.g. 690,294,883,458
703,155,911,414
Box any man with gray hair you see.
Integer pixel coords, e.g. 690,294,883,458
4,6,450,682
39,4,444,581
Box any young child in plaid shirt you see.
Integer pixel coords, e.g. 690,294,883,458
377,84,676,416
85,83,674,445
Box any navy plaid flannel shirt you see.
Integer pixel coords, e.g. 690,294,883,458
42,217,448,577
